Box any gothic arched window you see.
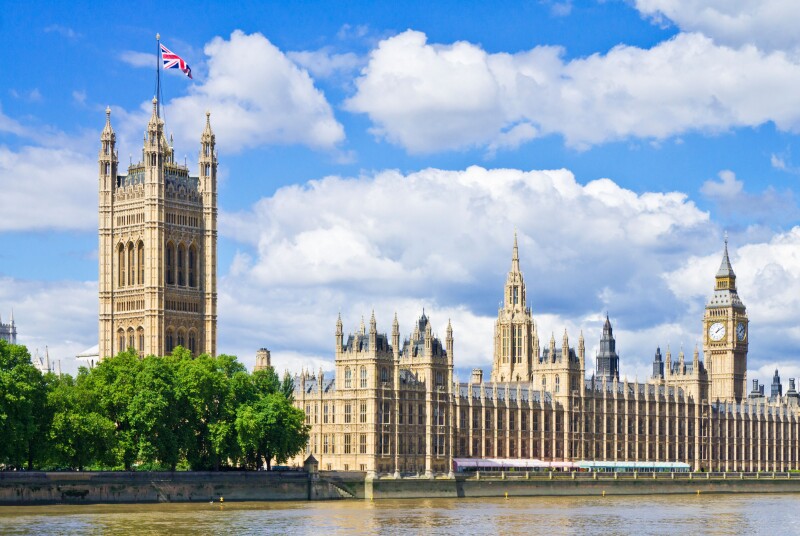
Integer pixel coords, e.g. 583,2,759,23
360,366,367,389
117,328,125,354
127,242,135,287
166,328,175,353
188,331,196,355
344,367,352,388
177,244,186,286
137,241,144,285
381,367,388,383
127,327,135,350
188,244,197,287
177,329,186,348
137,327,145,354
555,375,560,394
118,243,125,287
166,242,175,285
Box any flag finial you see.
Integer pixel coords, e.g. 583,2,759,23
156,33,160,41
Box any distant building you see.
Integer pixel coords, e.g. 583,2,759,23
254,348,271,371
31,347,60,375
76,345,100,369
0,310,17,344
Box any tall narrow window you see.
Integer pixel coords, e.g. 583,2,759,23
137,241,144,285
188,245,197,287
344,367,352,388
177,244,186,286
188,331,196,355
128,328,134,350
137,327,144,354
118,329,124,353
177,329,186,348
127,242,134,287
118,243,125,287
166,329,174,353
166,243,175,285
360,366,367,388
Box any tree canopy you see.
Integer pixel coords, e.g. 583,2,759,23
0,341,308,471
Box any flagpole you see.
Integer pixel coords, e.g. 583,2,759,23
156,33,161,118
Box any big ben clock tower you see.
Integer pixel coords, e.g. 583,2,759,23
704,237,748,402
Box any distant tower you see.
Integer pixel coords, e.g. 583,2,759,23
595,314,620,382
98,101,218,359
704,237,748,402
652,347,664,380
770,369,783,402
0,309,17,344
254,348,272,372
491,233,537,382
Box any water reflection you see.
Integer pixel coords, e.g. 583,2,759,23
1,494,799,535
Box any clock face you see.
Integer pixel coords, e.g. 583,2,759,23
709,322,726,341
737,322,746,341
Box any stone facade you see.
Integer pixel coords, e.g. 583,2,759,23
97,101,217,359
296,237,800,474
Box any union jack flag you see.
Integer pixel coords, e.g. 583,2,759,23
160,43,192,79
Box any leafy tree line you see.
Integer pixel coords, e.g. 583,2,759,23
0,340,309,471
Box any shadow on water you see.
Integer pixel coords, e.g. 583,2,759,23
1,494,800,535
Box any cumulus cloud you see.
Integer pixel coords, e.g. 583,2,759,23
346,30,800,153
220,166,714,374
634,0,800,52
134,31,346,154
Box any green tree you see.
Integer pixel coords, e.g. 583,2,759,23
0,341,49,469
47,372,116,470
128,355,184,470
85,349,143,469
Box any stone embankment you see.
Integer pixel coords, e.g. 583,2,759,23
3,470,800,504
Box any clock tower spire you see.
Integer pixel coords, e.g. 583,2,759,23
704,235,748,402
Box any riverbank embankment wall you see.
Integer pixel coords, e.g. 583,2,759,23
3,471,800,505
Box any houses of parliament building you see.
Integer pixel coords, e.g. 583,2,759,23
94,101,800,476
295,236,800,475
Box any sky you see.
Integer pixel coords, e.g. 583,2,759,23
2,0,800,385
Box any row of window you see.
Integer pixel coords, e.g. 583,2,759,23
115,299,144,312
166,212,200,228
166,300,200,313
116,326,199,355
165,242,199,287
342,366,445,388
117,241,145,287
116,213,144,227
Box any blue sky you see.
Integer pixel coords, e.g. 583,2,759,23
2,0,800,383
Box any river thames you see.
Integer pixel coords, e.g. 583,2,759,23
1,494,798,534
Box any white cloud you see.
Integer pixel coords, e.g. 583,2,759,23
119,51,157,69
634,0,800,52
220,166,713,375
287,48,363,80
346,30,800,153
43,25,80,40
700,170,799,226
0,145,96,231
137,30,345,154
701,170,743,198
0,277,97,376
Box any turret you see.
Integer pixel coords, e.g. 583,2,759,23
199,111,218,357
391,312,400,360
335,313,343,355
652,347,664,379
369,310,377,353
446,319,454,364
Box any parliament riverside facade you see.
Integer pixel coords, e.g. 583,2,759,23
295,237,800,474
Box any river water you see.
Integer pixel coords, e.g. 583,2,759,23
1,494,797,535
